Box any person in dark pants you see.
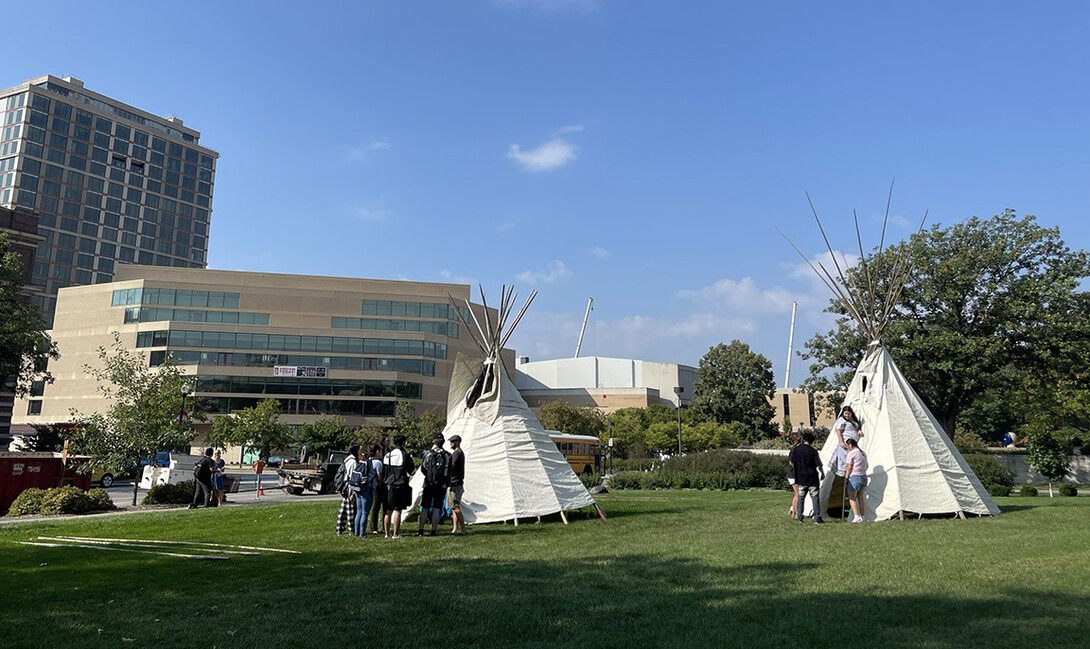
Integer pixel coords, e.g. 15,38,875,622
448,435,467,535
788,431,825,523
190,448,216,509
370,433,391,534
417,432,451,537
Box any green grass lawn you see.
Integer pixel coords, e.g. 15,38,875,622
1,491,1088,649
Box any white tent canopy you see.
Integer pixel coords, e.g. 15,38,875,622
404,286,598,524
807,344,1000,520
785,190,999,520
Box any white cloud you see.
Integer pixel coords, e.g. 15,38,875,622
355,206,389,222
438,269,475,285
495,0,599,14
589,246,611,259
516,260,571,284
497,220,516,232
553,124,584,136
507,138,578,172
337,138,390,161
678,277,807,315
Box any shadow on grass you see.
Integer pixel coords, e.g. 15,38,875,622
1,540,1086,649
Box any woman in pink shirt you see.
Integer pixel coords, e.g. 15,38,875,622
844,438,868,523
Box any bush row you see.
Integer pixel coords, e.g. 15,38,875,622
964,453,1015,489
6,486,116,516
608,449,789,491
988,483,1079,497
142,480,197,505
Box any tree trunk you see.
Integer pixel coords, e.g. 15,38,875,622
1049,481,1054,498
132,478,138,506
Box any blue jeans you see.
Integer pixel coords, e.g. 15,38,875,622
354,486,374,536
797,485,821,522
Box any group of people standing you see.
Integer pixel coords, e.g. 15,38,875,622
190,447,226,509
787,405,868,523
335,432,466,539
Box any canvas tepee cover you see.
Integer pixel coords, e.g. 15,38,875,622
405,351,597,524
808,343,1000,520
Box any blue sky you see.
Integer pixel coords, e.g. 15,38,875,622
7,1,1089,385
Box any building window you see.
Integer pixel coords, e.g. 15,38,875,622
27,400,43,415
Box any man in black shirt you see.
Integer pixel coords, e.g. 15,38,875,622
190,448,216,509
448,435,466,535
382,435,415,539
788,431,825,523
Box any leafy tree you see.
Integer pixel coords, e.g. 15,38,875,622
24,424,65,452
67,336,199,505
1025,431,1069,497
803,211,1090,439
206,398,292,462
0,233,59,398
692,340,776,437
390,401,446,453
296,416,354,460
536,400,606,439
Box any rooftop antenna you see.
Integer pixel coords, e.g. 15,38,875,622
574,297,593,358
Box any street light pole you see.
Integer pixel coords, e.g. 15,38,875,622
180,381,191,427
674,386,684,455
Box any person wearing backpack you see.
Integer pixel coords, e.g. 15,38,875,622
382,435,415,539
351,445,383,537
417,432,452,537
369,433,391,535
189,448,216,509
335,444,360,536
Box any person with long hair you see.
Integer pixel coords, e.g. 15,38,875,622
844,437,868,523
370,433,391,534
832,405,863,478
787,434,801,518
335,443,360,536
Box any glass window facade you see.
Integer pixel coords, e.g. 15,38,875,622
136,329,448,359
362,299,469,322
2,82,218,326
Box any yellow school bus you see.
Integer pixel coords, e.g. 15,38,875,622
547,431,603,475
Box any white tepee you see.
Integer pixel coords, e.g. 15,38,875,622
405,286,599,524
783,192,1000,520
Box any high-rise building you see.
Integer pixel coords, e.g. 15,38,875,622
0,75,218,326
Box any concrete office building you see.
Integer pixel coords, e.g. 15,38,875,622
515,356,697,413
12,267,501,457
0,75,218,326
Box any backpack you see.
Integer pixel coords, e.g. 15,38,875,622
348,459,374,491
193,457,211,481
422,448,451,487
333,459,350,494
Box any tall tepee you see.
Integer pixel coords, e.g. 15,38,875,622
407,286,599,524
783,191,999,520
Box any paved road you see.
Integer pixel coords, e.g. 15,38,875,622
104,471,340,508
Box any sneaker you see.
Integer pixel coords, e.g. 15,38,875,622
391,535,403,540
851,516,863,523
814,518,825,524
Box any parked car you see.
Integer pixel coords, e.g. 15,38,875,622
265,455,301,468
90,468,116,488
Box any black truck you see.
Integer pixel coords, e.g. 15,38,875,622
276,451,349,495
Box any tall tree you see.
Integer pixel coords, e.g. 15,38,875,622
1025,431,1069,498
206,398,293,462
802,211,1090,439
67,336,198,505
390,401,446,453
296,415,354,460
692,340,776,436
537,400,606,439
0,233,58,397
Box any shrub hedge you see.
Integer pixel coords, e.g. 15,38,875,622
1018,485,1038,497
964,453,1015,489
6,486,116,517
1059,484,1079,497
142,480,196,505
579,473,602,489
988,484,1012,497
608,449,789,491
